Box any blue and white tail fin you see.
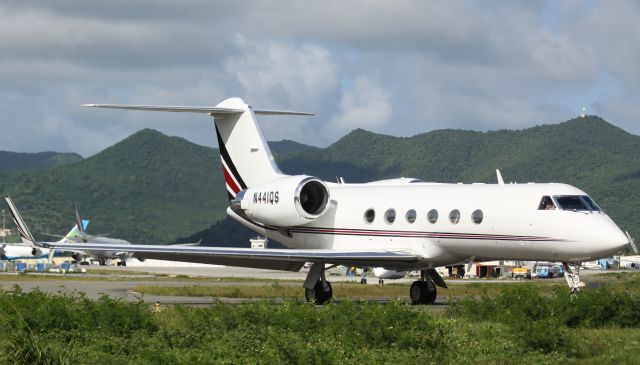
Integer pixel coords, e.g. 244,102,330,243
57,219,89,243
4,195,37,246
82,98,313,199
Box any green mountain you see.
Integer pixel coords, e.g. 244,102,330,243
1,116,638,247
0,132,318,245
0,129,225,244
0,151,83,172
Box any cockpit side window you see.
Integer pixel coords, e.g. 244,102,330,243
582,196,602,212
538,196,556,210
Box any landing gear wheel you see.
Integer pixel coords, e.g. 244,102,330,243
410,280,437,305
360,278,367,285
305,281,333,305
379,279,384,285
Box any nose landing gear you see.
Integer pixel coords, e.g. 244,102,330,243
562,262,585,293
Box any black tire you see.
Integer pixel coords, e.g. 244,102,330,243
121,261,127,267
425,279,437,304
410,281,427,305
305,287,315,302
410,280,437,305
305,281,333,305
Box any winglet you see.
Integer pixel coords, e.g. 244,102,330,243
496,169,505,185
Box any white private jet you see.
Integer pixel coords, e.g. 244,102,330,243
17,97,633,304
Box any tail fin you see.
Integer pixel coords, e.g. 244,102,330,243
58,219,89,243
4,196,37,246
74,202,86,235
82,98,313,199
213,98,285,199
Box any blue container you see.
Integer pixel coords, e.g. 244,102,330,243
61,262,71,272
36,263,46,272
16,262,27,272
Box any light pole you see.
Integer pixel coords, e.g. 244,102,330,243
2,209,5,244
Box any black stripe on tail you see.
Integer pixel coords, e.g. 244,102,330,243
215,124,247,190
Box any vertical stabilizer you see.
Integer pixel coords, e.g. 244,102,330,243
213,98,283,198
4,196,36,246
58,220,90,243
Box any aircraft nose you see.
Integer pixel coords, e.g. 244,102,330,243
605,228,630,253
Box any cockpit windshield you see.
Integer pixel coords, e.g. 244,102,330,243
554,195,602,212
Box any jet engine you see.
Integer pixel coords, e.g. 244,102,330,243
232,175,330,226
31,247,43,257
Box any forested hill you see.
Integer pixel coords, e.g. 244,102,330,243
0,130,318,244
182,116,640,246
0,151,83,172
0,116,638,246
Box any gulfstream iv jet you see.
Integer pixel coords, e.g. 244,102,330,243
20,98,632,304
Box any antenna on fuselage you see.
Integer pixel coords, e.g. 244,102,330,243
496,169,505,185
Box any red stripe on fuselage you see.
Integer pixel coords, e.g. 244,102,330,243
222,164,240,194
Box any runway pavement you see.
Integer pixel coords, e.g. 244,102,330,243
0,265,611,307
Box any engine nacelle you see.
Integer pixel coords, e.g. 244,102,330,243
233,175,330,226
31,248,43,257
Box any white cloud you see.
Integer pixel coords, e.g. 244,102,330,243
328,78,392,135
0,1,638,156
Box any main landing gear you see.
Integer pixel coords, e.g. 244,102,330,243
410,270,438,305
410,269,448,305
304,263,333,305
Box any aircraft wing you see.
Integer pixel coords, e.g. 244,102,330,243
41,242,424,271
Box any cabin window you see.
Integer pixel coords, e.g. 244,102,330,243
364,209,375,224
538,196,556,210
406,209,417,223
427,209,438,224
555,195,598,212
385,209,396,224
449,209,460,224
471,209,483,224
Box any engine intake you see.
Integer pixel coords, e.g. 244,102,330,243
234,175,330,226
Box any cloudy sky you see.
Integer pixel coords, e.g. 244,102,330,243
1,1,638,156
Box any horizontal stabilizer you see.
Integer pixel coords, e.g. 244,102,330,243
82,104,314,116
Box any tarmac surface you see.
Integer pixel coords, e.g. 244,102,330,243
0,265,610,307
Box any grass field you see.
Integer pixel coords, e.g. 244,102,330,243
1,281,640,364
131,271,640,300
0,272,639,363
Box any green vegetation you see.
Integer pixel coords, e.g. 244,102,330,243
0,151,82,173
1,285,640,363
0,116,639,246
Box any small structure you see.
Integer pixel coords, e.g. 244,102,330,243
250,236,268,249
